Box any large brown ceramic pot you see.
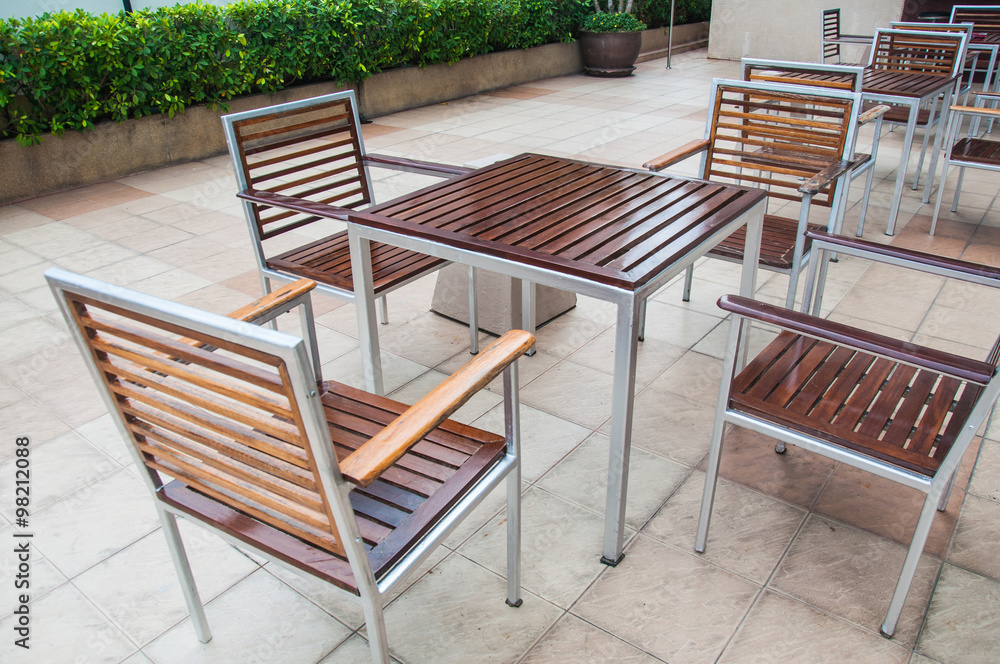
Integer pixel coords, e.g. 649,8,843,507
580,30,643,77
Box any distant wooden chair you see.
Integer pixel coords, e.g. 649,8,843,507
643,79,866,310
221,91,485,354
932,91,1000,233
822,8,872,64
700,229,1000,638
741,59,889,237
46,268,533,664
951,4,1000,32
889,22,980,105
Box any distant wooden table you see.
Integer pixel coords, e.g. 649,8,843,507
346,153,766,564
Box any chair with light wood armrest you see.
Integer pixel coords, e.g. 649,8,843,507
701,231,1000,637
46,267,533,664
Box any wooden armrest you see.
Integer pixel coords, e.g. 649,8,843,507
951,104,1000,119
805,230,1000,284
339,330,536,487
799,160,854,196
718,295,995,384
973,90,1000,101
364,153,474,178
859,104,890,124
237,189,352,221
643,139,710,172
226,279,316,324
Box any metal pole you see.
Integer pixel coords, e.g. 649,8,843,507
122,0,133,12
667,0,675,68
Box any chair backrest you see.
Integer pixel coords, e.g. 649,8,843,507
951,4,1000,32
822,8,843,62
742,58,864,92
45,268,350,559
221,91,374,243
700,79,863,210
868,28,967,78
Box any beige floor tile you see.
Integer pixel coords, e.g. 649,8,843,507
969,437,1000,499
637,300,724,348
530,311,610,358
144,569,351,664
75,413,133,464
567,328,686,386
0,583,136,663
519,359,613,429
917,564,1000,664
520,614,663,664
381,554,561,664
459,486,609,608
0,431,120,519
317,633,403,664
320,349,429,394
0,318,68,364
812,463,967,559
574,535,760,664
719,590,911,663
607,385,715,466
537,432,689,532
645,473,806,584
74,520,259,645
769,515,940,647
471,399,588,481
646,350,723,406
31,468,160,578
947,493,1000,581
704,426,838,509
0,399,71,460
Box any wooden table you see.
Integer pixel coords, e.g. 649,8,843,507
862,68,959,234
346,153,767,564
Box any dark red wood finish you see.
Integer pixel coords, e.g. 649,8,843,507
351,154,766,291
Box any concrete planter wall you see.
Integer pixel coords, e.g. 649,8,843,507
0,23,709,205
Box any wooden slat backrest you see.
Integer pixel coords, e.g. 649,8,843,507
823,9,843,61
229,95,372,241
951,5,1000,32
869,29,965,76
60,288,346,557
703,82,858,208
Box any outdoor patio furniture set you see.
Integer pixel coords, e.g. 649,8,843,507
43,8,1000,664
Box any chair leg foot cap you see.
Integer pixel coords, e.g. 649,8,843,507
506,598,523,608
600,553,625,567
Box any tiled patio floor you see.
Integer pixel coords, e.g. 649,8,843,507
2,49,1000,663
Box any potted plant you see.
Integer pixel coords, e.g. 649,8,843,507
580,3,646,77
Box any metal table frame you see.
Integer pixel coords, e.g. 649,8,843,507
346,160,765,564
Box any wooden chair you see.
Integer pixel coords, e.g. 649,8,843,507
822,8,872,64
46,268,533,664
699,229,1000,638
864,29,968,202
889,22,980,105
741,59,889,237
931,91,1000,233
643,79,865,310
951,4,1000,32
221,90,484,354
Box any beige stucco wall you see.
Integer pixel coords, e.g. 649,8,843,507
708,0,903,62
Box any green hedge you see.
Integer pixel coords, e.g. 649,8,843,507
0,0,590,144
638,0,710,30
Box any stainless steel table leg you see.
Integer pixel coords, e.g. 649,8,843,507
886,103,920,236
349,230,385,395
601,294,641,566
